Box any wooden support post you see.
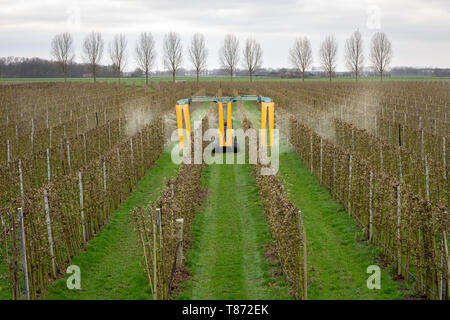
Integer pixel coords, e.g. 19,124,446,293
103,159,107,191
7,139,10,164
83,134,87,164
319,138,323,183
108,121,111,149
396,185,402,275
309,133,313,173
31,119,34,153
332,149,336,188
130,138,134,167
66,142,71,175
78,171,86,242
44,189,56,278
421,128,425,160
443,137,447,181
425,156,430,201
443,229,450,299
18,207,30,300
46,148,51,183
19,159,24,207
176,218,184,268
369,171,374,241
348,155,352,214
302,226,307,300
152,210,158,300
380,146,383,171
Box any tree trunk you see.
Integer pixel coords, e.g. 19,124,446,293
302,70,305,82
329,71,332,82
145,67,148,85
250,71,252,82
173,70,175,83
230,69,233,82
196,70,199,83
93,66,97,83
381,71,383,81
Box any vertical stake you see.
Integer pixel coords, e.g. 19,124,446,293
18,207,30,300
369,171,374,241
176,218,184,269
46,148,51,183
44,190,56,278
78,172,86,242
348,155,352,214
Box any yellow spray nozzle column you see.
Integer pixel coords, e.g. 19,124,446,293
218,102,233,147
261,102,274,147
218,102,225,147
175,104,190,149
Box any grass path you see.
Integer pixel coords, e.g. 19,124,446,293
175,163,291,300
42,103,211,300
243,101,407,299
175,105,291,300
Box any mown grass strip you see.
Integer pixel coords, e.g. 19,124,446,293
175,105,291,300
243,101,408,299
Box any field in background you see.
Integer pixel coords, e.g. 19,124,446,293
1,75,450,87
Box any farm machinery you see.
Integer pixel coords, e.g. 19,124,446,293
175,96,274,153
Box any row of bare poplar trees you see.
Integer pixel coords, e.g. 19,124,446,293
50,30,392,84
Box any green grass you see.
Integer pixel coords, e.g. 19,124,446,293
243,101,409,299
175,163,291,300
175,105,291,300
43,150,179,299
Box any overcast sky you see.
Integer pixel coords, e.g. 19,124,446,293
1,0,449,71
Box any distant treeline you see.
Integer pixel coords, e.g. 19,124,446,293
1,56,449,78
0,57,119,78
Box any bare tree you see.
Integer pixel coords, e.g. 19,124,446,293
163,32,183,83
109,34,128,84
135,32,156,86
242,38,263,82
370,32,392,80
345,30,364,80
289,36,313,82
82,31,104,83
188,33,208,83
51,32,74,82
219,34,239,81
320,35,338,82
